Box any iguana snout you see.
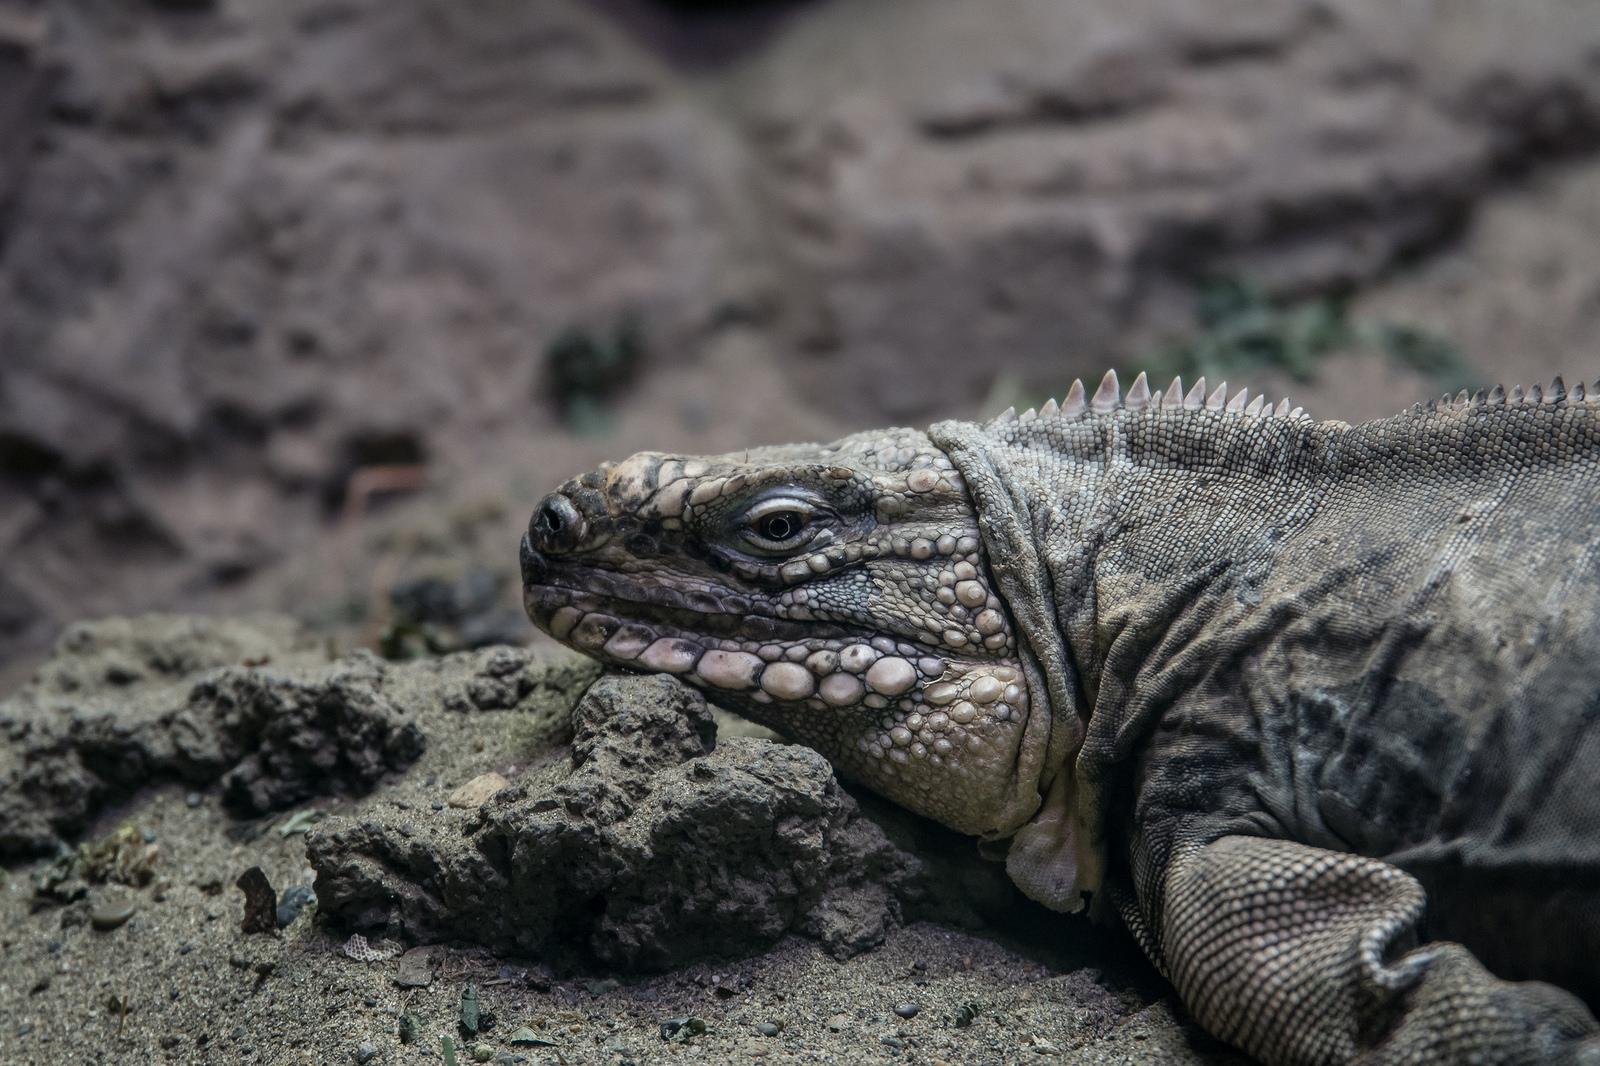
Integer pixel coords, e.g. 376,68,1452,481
520,429,1051,837
527,491,586,557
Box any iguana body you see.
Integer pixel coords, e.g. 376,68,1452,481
520,370,1600,1065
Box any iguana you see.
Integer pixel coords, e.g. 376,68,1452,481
519,369,1600,1065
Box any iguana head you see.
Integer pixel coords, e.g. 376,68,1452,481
520,427,1044,836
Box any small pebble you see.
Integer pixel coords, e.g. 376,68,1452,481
448,772,509,810
755,1022,782,1037
276,884,316,929
90,899,137,931
354,1041,377,1064
472,1044,494,1062
658,1017,706,1042
185,791,204,808
507,1028,551,1047
893,1002,920,1019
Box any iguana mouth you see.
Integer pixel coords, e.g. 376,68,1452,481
522,534,860,647
523,581,853,645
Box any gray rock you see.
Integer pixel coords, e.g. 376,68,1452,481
276,884,316,929
89,896,137,931
0,618,606,861
309,672,1017,970
0,615,422,857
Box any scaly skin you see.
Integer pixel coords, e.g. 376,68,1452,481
518,427,1056,839
522,370,1600,1066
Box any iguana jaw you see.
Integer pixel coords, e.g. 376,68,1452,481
519,430,1047,837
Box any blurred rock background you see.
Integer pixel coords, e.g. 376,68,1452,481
3,0,1600,682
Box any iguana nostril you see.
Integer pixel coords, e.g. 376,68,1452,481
531,493,586,554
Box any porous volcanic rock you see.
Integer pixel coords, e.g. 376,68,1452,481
0,614,423,857
308,672,1015,970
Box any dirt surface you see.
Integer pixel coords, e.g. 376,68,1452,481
0,615,1245,1065
0,615,425,857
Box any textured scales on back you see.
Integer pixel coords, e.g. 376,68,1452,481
522,368,1600,1066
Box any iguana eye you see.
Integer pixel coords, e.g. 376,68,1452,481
758,511,802,540
741,497,816,552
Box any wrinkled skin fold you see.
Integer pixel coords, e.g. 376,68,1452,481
524,370,1600,1065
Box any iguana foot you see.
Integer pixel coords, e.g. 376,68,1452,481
1157,835,1600,1066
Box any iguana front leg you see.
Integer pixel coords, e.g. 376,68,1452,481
1154,834,1600,1065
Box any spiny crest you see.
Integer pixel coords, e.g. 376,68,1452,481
1062,378,1086,418
986,369,1305,428
1421,375,1596,415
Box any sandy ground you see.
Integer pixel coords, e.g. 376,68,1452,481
0,851,1233,1066
0,617,1245,1066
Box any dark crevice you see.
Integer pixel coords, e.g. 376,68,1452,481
590,0,820,72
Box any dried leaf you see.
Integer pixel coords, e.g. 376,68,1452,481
235,866,277,936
